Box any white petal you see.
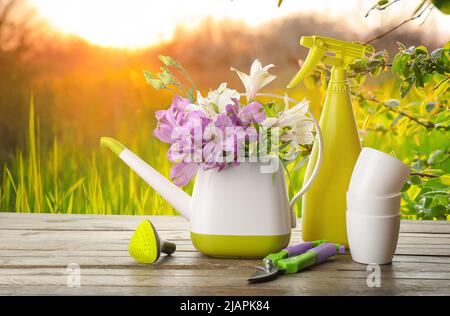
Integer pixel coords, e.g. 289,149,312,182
231,67,252,92
261,117,278,129
294,131,315,144
250,59,263,76
257,73,277,90
283,93,290,111
262,64,275,71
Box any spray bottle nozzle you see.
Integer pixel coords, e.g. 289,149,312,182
287,36,374,89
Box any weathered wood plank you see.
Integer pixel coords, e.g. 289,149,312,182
1,258,450,277
2,270,450,288
0,212,449,296
0,214,188,231
1,229,449,244
0,278,449,296
1,213,448,234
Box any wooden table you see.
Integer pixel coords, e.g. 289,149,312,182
0,213,449,295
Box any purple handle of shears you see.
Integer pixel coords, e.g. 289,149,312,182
309,243,339,263
283,242,313,257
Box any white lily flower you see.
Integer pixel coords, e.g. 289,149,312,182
185,100,205,113
231,59,276,102
261,98,309,129
195,83,240,117
262,98,314,146
289,120,315,144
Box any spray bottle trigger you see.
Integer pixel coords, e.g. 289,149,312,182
287,44,326,89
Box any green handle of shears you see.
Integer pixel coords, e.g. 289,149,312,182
277,252,317,274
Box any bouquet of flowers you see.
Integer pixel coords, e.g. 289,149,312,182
144,56,316,186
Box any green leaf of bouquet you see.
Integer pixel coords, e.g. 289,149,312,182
158,72,175,85
187,87,195,103
143,70,154,81
158,55,181,68
147,78,165,90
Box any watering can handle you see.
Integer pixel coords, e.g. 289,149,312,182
254,93,323,229
288,106,323,228
253,93,323,228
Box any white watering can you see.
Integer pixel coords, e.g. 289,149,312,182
101,95,323,258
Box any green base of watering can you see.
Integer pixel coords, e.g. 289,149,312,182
191,232,290,258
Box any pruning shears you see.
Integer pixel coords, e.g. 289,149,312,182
248,240,345,283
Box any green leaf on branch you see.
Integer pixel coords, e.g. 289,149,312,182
412,63,424,87
385,99,400,107
425,102,436,112
400,77,415,98
392,53,409,77
432,0,450,14
433,111,450,126
414,45,429,56
427,149,446,164
430,48,443,62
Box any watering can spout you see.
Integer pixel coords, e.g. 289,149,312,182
100,137,191,220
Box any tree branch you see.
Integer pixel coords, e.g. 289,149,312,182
360,94,446,130
364,2,433,44
410,172,440,179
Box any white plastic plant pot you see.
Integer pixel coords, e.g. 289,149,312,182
346,211,400,265
346,191,401,216
349,147,410,196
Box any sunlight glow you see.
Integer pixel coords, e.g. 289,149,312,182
28,0,449,49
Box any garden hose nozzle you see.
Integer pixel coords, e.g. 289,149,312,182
129,219,176,264
287,35,374,88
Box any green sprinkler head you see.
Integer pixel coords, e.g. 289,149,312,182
129,219,176,264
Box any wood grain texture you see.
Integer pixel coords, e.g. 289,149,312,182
0,213,449,296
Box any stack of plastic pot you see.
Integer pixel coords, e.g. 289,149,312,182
346,148,411,264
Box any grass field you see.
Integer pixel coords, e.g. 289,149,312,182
0,75,448,218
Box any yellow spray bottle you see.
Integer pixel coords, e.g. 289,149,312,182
287,36,374,246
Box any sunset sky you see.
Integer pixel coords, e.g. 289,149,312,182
27,0,450,48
